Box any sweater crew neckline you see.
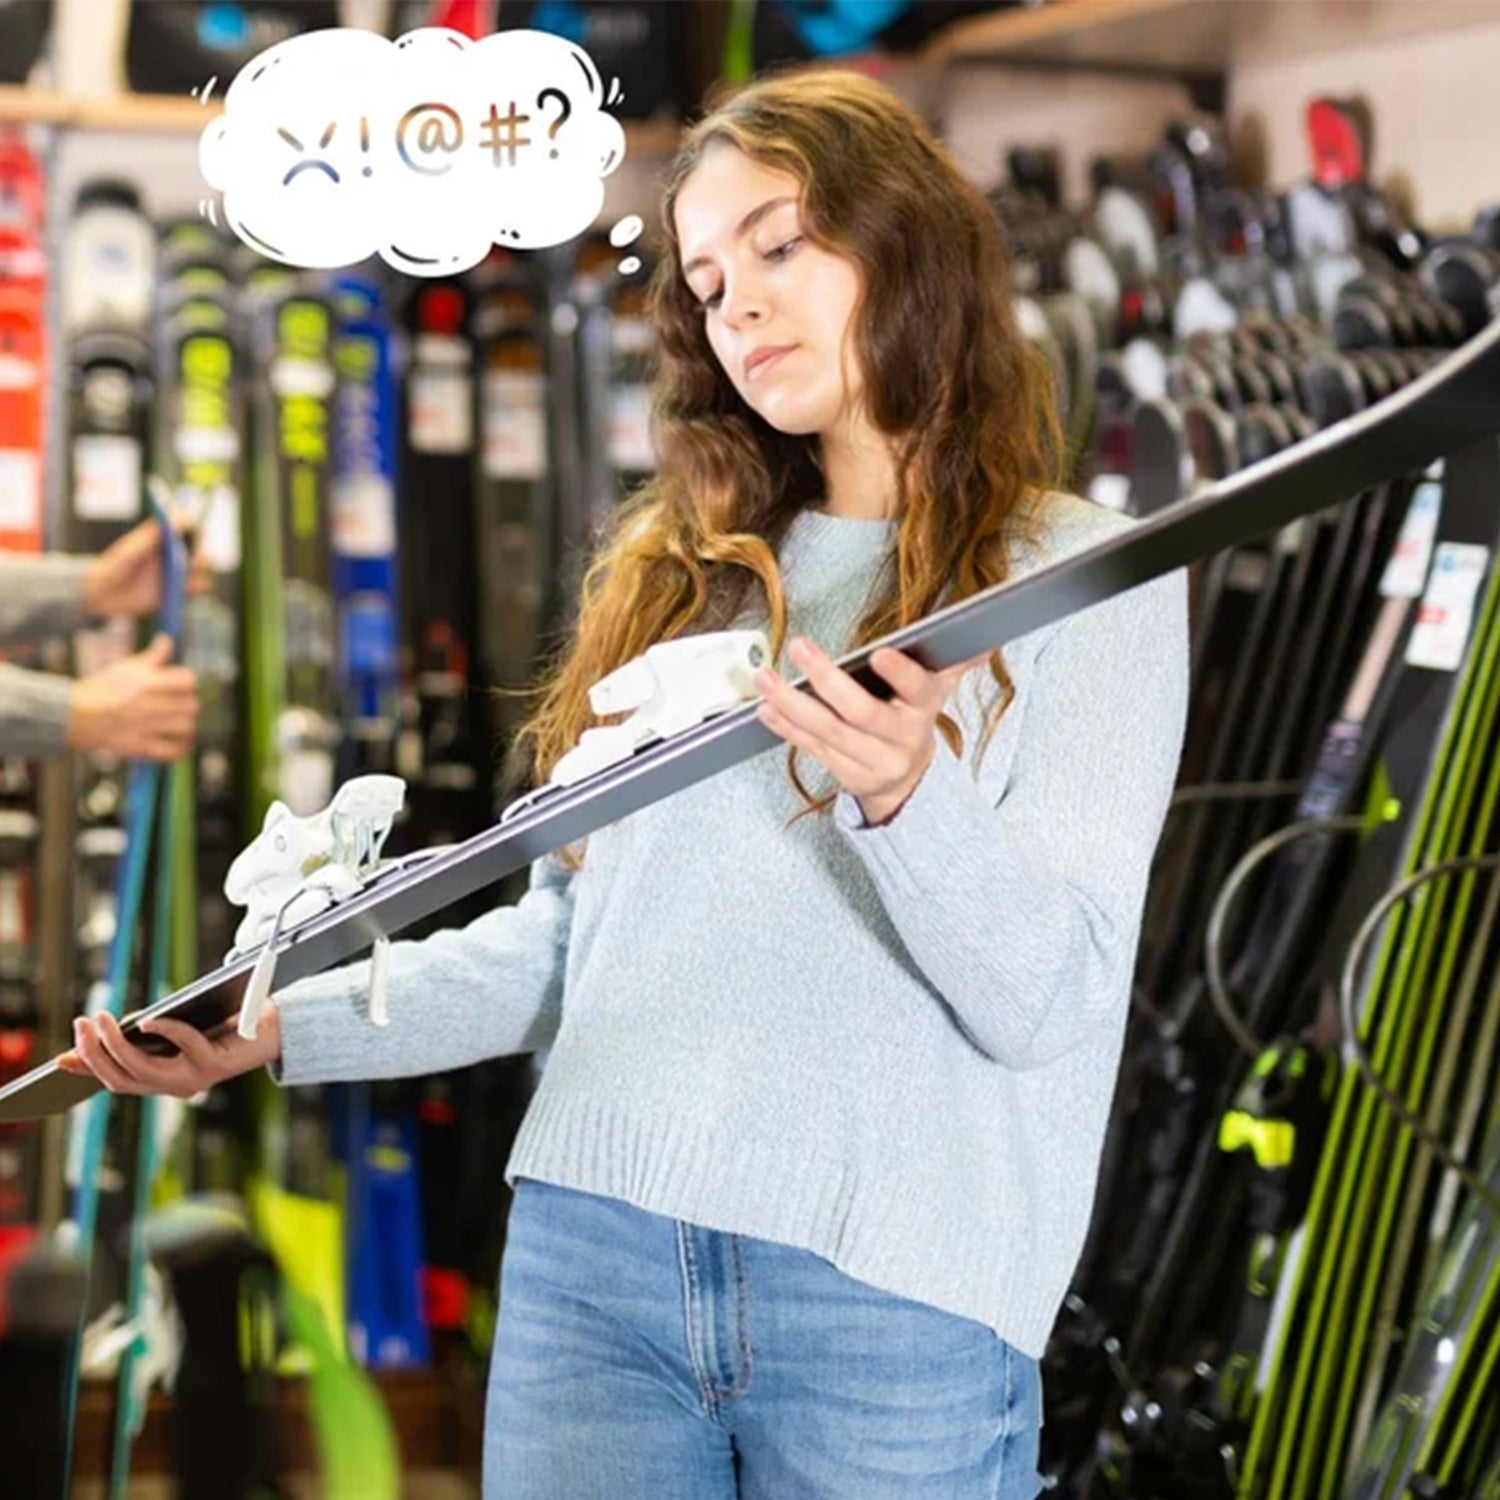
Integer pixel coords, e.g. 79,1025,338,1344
792,506,898,534
781,507,898,585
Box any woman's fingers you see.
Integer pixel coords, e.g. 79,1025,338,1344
98,1013,199,1093
73,1014,209,1097
94,1012,185,1089
139,1015,221,1071
788,639,903,735
73,1018,148,1095
872,646,990,704
756,662,884,771
757,700,878,788
868,647,942,708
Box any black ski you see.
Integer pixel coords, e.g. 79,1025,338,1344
5,320,1500,1123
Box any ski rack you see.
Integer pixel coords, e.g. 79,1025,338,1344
6,318,1500,1122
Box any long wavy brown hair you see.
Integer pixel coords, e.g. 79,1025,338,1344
510,69,1061,870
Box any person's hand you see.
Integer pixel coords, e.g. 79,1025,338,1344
67,634,200,761
57,1001,281,1099
83,517,208,618
84,518,167,617
755,636,990,826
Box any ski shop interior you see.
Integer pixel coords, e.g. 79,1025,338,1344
4,0,1500,1496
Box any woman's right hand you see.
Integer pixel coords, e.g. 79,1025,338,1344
58,1002,282,1098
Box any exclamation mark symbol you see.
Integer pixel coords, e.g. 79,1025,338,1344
361,116,372,177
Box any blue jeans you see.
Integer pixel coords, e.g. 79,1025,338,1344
484,1177,1043,1499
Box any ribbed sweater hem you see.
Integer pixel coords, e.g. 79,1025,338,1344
504,1084,1058,1360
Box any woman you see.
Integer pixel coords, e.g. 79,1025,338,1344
64,70,1189,1499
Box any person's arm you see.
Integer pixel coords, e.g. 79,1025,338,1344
0,518,193,648
272,850,579,1085
832,570,1189,1071
0,635,200,764
65,850,579,1094
0,554,93,647
0,660,76,758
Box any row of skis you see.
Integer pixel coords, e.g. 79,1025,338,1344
1000,100,1500,1498
0,130,656,1497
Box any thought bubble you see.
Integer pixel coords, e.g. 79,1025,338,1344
197,26,629,278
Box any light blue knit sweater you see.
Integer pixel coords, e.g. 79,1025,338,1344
275,492,1190,1358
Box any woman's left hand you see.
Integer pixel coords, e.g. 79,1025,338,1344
754,636,987,827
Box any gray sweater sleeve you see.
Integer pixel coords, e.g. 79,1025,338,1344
0,555,93,758
0,663,76,759
273,851,577,1085
0,554,93,645
832,569,1190,1070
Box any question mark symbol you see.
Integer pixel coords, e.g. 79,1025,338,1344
537,88,571,159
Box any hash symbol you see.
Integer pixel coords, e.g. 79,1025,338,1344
480,102,530,167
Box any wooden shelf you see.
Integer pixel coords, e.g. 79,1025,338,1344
0,85,681,154
922,0,1500,75
621,115,685,156
0,86,223,133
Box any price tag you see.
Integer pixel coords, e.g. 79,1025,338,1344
1405,542,1489,672
483,371,547,479
0,449,40,531
1380,467,1443,599
197,485,242,572
333,475,397,557
409,369,473,454
608,385,656,473
73,435,141,522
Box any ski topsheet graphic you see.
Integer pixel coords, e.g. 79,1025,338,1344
5,318,1500,1122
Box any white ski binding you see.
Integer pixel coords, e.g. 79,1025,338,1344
224,773,407,1040
501,629,771,822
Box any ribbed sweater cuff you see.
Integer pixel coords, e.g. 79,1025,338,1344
268,967,373,1086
